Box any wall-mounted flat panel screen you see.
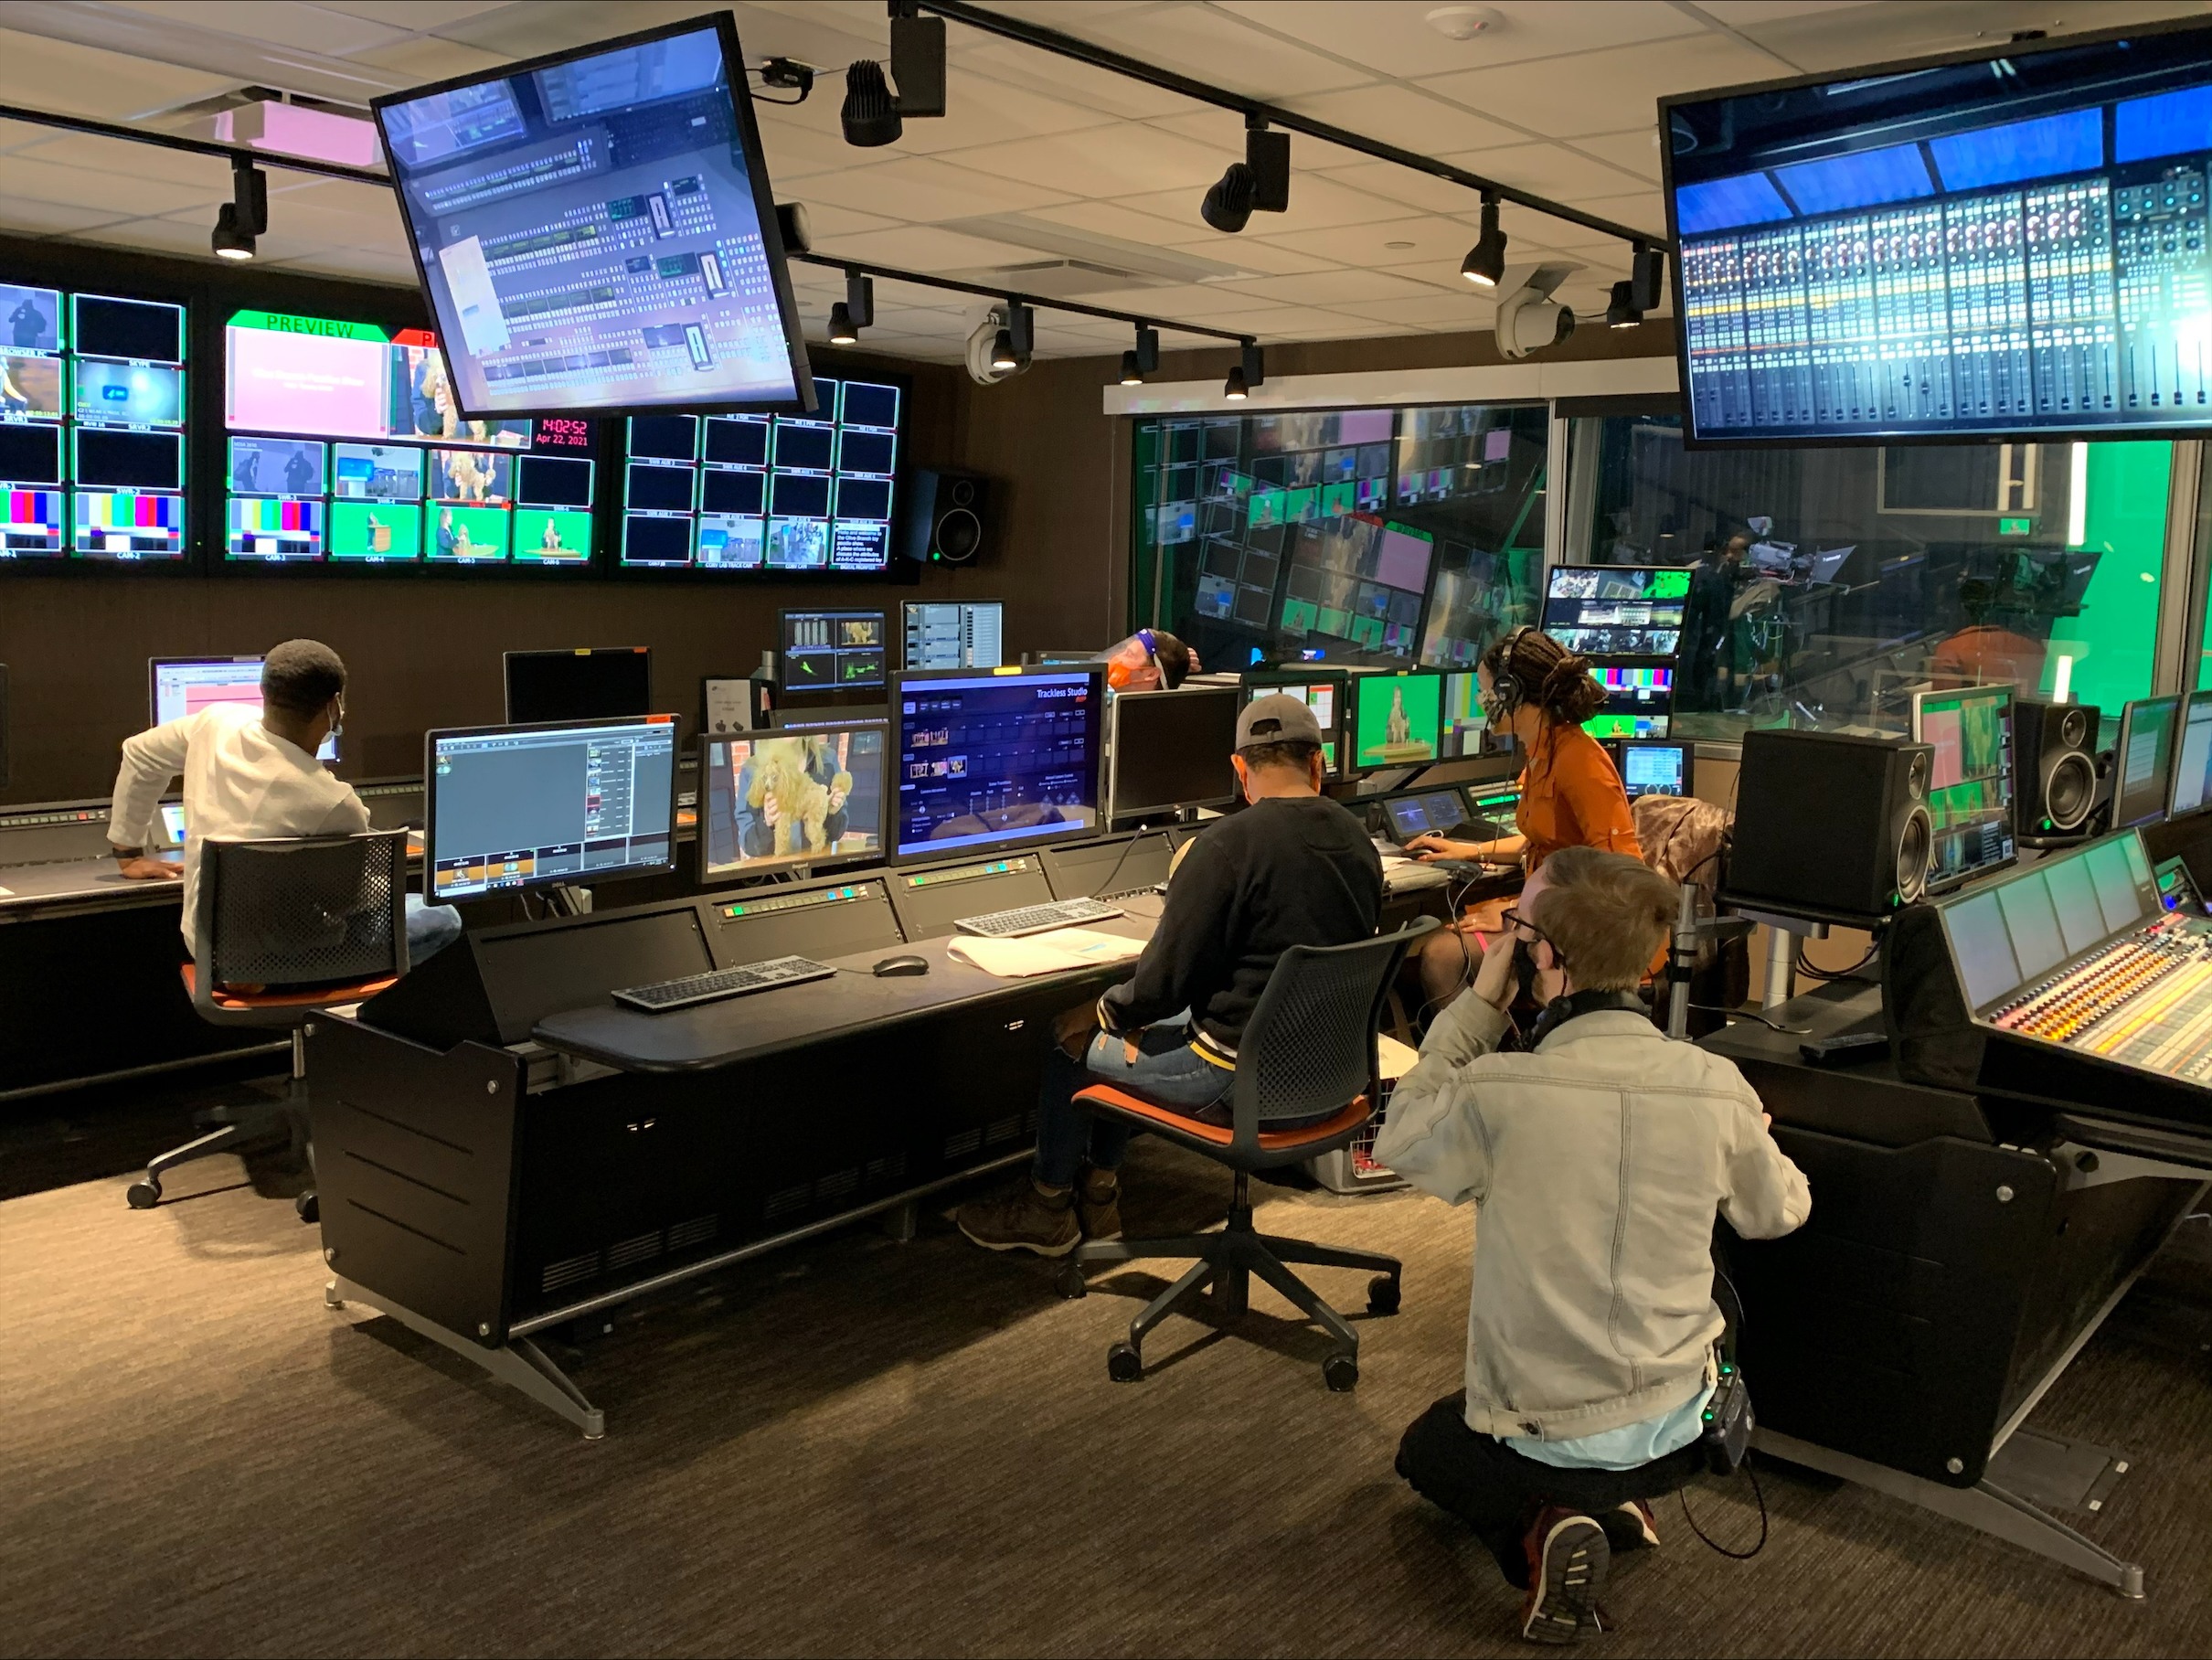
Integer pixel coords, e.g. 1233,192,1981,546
222,310,597,565
699,723,887,879
901,601,1005,670
619,376,900,570
1663,20,2212,443
372,14,812,419
0,282,186,560
1541,566,1687,660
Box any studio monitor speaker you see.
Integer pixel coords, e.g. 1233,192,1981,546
2013,697,2100,838
1724,729,1933,922
901,468,989,566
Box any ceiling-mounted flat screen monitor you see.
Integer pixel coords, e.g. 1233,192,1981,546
372,13,813,420
1662,17,2212,445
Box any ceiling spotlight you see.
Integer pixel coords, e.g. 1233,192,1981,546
1202,163,1257,234
828,303,859,345
990,327,1019,372
1461,193,1505,288
212,156,266,261
1605,280,1641,329
1202,120,1291,233
1224,342,1262,401
1224,365,1249,400
841,59,902,146
1120,351,1143,387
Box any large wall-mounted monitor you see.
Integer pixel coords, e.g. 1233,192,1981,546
0,283,186,562
619,374,901,571
426,715,678,900
372,14,812,420
504,647,652,725
699,722,888,881
1663,18,2212,445
222,309,598,567
1541,567,1687,660
1910,683,2017,891
892,666,1105,863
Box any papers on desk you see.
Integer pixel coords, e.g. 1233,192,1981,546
947,928,1145,979
1378,1032,1419,1083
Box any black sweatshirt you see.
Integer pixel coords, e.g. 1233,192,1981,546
1099,794,1384,1053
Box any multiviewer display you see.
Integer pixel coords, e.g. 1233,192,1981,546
222,310,598,565
1664,21,2212,442
1350,670,1442,770
427,716,678,899
1586,665,1675,740
782,609,886,692
1271,513,1437,657
1542,567,1688,659
700,723,887,879
903,601,1004,670
620,375,899,570
0,283,186,560
373,16,811,418
1912,685,2017,890
893,668,1103,861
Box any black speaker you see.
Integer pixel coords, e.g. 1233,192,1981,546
901,469,988,565
1723,729,1933,922
2013,697,2100,839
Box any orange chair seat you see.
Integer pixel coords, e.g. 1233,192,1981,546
1075,1085,1370,1150
181,963,399,1011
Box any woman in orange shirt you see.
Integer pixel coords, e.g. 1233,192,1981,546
1406,626,1641,1008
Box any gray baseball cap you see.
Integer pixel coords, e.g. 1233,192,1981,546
1236,692,1324,750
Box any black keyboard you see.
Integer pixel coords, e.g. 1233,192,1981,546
953,897,1124,938
611,956,835,1013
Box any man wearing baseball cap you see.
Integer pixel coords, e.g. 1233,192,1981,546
958,693,1383,1255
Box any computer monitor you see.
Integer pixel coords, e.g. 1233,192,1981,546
892,665,1105,862
1348,669,1442,771
426,715,679,900
1615,740,1692,801
2113,695,2183,830
1441,670,1495,759
1584,664,1675,740
1540,566,1688,660
2170,689,2212,818
1108,686,1239,820
503,647,652,726
698,721,888,881
1910,684,2017,892
1378,788,1473,846
902,601,1005,670
150,655,337,761
782,608,886,693
1239,669,1346,778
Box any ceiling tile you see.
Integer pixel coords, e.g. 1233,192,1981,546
1567,130,1667,186
946,41,1195,120
1272,85,1524,156
1439,142,1654,202
943,124,1236,197
1045,6,1379,100
0,196,135,237
1324,292,1499,327
884,71,1122,154
2,154,229,218
0,29,236,120
1304,159,1482,218
1216,269,1441,306
1253,215,1483,271
793,155,1079,223
1154,232,1338,277
337,34,515,80
1415,32,1784,138
109,0,411,55
8,132,239,190
314,0,514,27
810,223,1082,272
1214,0,1705,79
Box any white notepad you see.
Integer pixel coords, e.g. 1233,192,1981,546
946,929,1145,979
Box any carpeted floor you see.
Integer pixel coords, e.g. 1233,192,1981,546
3,1123,2211,1659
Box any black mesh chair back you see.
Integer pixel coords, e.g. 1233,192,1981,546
195,830,410,995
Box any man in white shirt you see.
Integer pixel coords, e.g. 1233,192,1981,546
108,639,462,964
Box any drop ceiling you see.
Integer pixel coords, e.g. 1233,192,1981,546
0,0,2200,363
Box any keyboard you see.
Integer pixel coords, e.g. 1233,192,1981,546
954,897,1125,939
611,956,835,1013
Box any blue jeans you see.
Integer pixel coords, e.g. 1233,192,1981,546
1033,1022,1233,1187
406,893,463,962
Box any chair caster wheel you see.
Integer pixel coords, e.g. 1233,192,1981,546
1367,1275,1401,1316
1055,1263,1087,1300
126,1179,161,1209
1324,1354,1359,1392
1107,1341,1143,1383
295,1191,319,1225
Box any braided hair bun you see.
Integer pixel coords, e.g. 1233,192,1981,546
1486,627,1605,726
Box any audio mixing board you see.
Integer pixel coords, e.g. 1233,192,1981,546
1988,913,2212,1085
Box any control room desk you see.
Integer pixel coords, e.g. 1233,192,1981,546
314,886,1164,1439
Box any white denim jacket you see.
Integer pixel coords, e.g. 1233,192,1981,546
1376,997,1811,1442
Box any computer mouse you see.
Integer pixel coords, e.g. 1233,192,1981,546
873,954,931,977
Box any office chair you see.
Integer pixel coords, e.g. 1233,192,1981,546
126,830,411,1221
1058,917,1437,1390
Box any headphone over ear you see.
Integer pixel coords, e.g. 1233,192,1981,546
1489,624,1537,714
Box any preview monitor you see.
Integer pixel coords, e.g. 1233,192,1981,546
1349,669,1442,771
782,609,886,693
698,721,887,880
1584,664,1675,740
372,14,812,420
2113,694,2183,829
903,601,1005,670
1108,686,1240,820
1441,670,1497,759
892,666,1104,862
150,656,336,761
504,647,653,725
0,282,186,562
1542,567,1687,660
1663,18,2212,444
1239,669,1346,778
2172,688,2212,816
1910,684,2018,891
426,714,678,899
1615,740,1692,801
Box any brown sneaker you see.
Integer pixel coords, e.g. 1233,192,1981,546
956,1180,1079,1257
1078,1168,1122,1240
1519,1508,1609,1644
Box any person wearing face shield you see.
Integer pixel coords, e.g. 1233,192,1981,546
106,638,462,963
1097,627,1200,693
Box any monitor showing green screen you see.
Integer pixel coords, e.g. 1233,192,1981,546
514,507,591,563
1351,671,1441,770
427,504,508,563
326,499,421,561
